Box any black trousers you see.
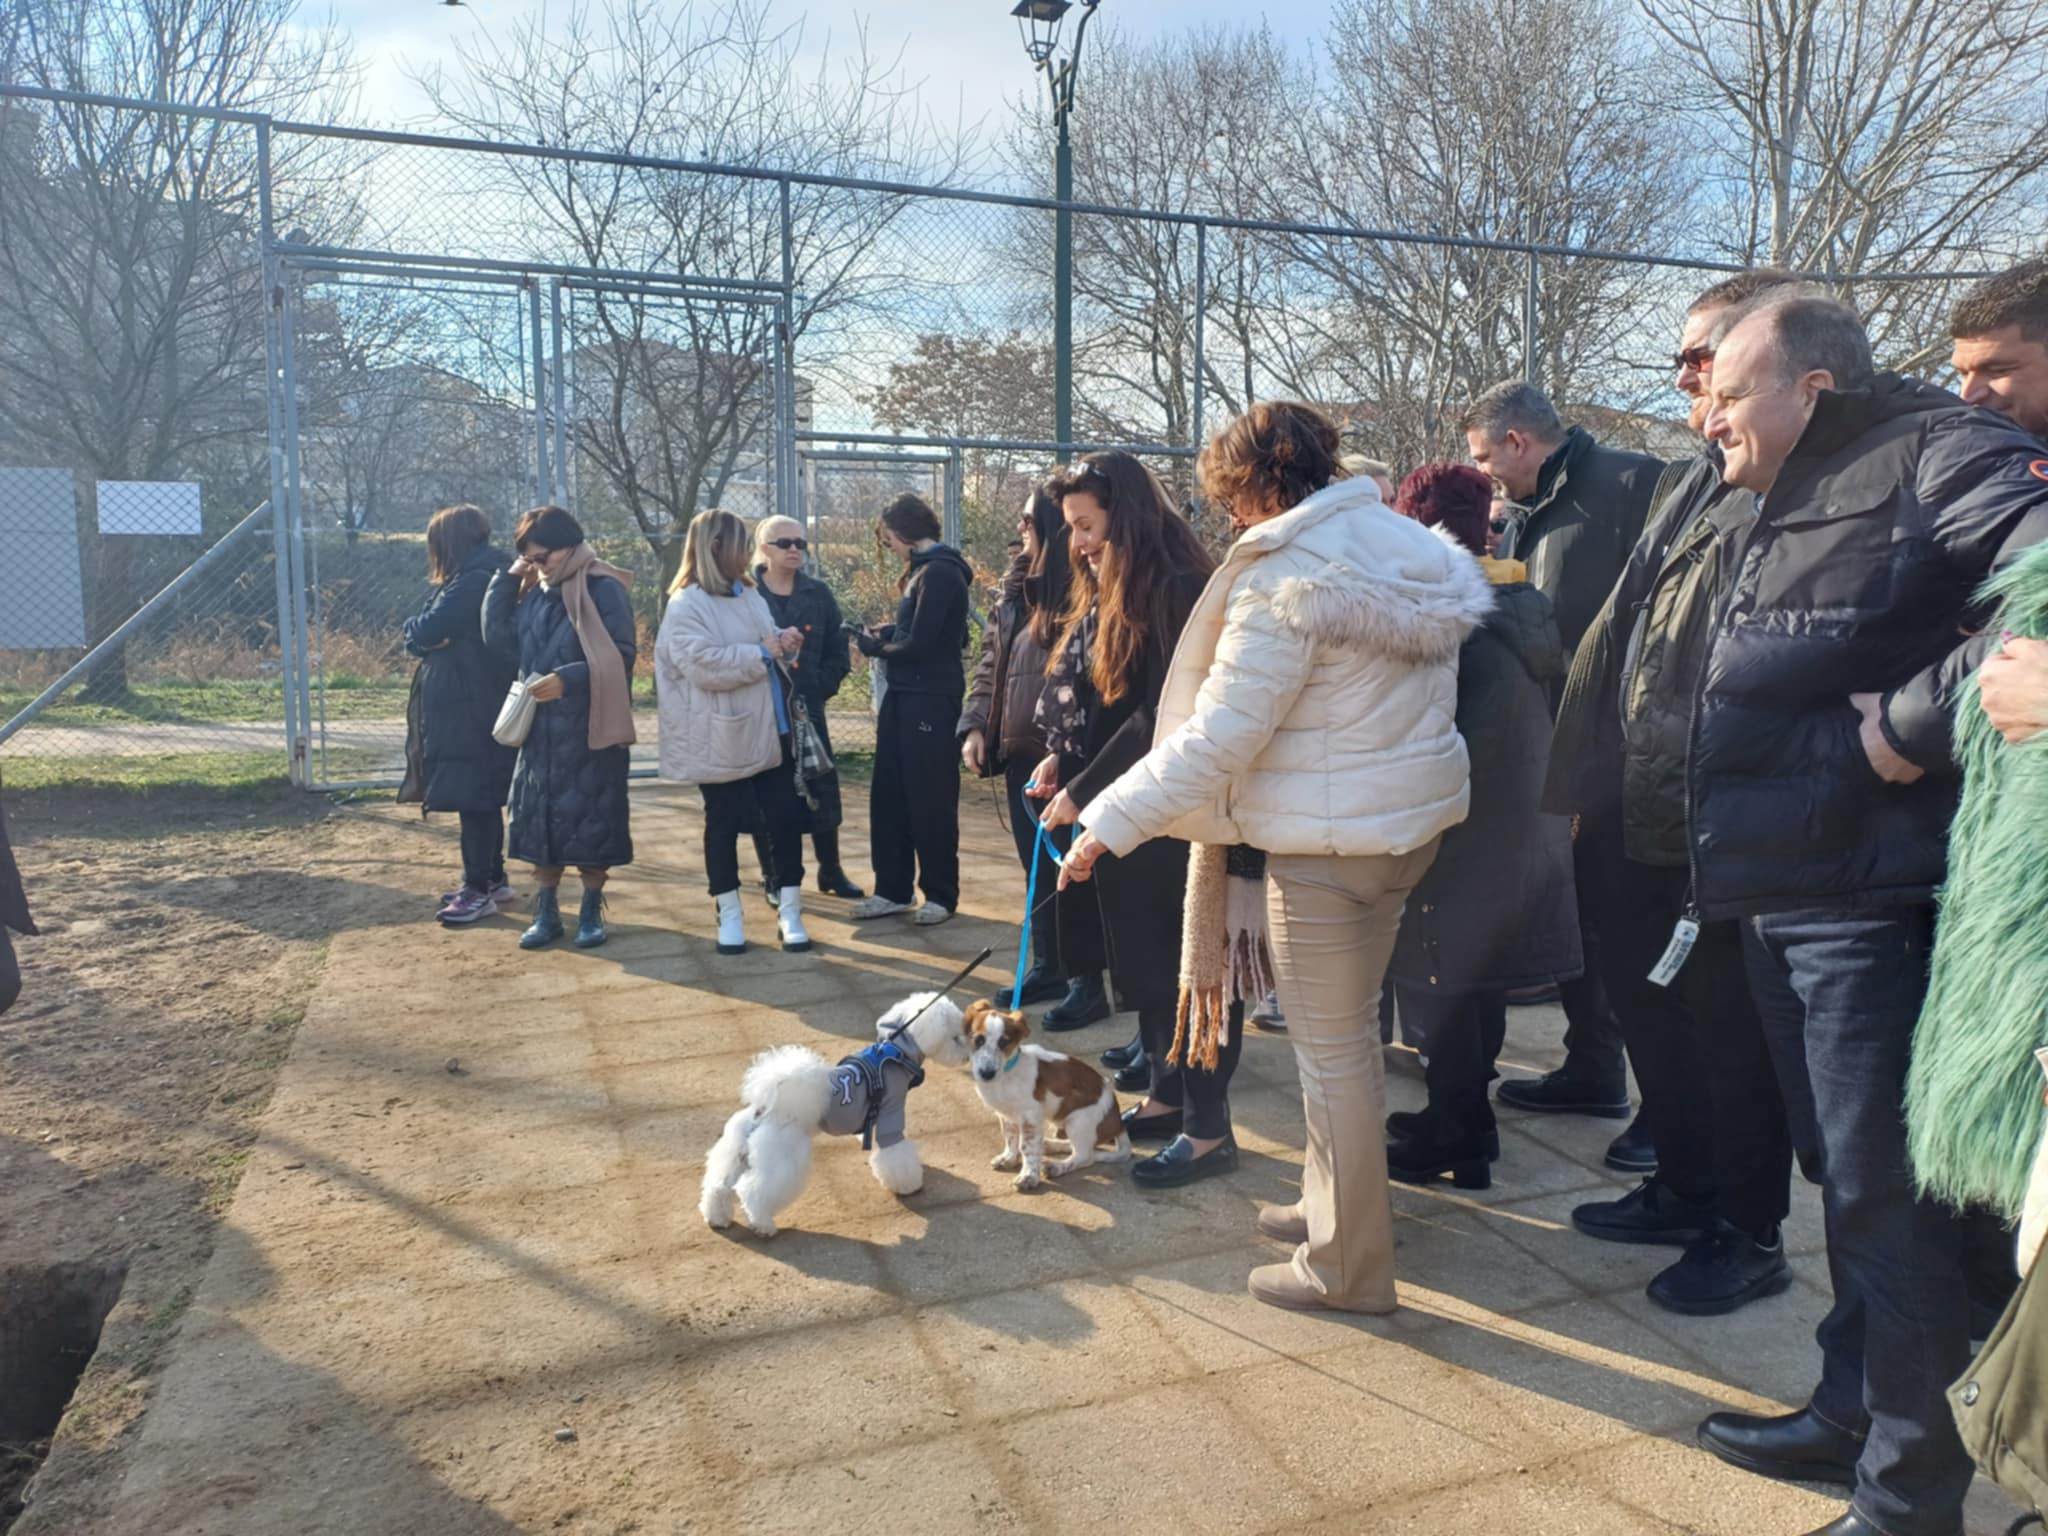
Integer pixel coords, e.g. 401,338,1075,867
701,748,808,897
1140,999,1245,1141
1001,757,1105,977
870,690,962,910
1559,819,1629,1095
752,817,851,891
1606,854,1792,1236
1407,984,1509,1135
457,809,506,890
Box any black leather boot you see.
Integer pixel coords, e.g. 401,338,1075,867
1042,972,1111,1031
1101,1032,1144,1070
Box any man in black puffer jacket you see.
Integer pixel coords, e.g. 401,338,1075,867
1687,292,2048,1536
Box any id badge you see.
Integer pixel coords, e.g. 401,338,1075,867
1648,917,1700,988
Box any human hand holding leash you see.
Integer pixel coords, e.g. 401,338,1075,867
1059,828,1106,888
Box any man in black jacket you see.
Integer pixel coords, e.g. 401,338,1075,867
1545,270,1801,1319
1462,383,1661,1142
1688,292,2048,1536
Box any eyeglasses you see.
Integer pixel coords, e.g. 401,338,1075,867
765,537,808,552
1672,346,1714,371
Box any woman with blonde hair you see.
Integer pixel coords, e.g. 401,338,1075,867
1061,402,1490,1314
656,507,810,955
747,515,862,901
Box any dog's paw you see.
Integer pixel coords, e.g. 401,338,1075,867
745,1220,779,1238
1012,1169,1043,1192
990,1151,1022,1172
1044,1159,1075,1178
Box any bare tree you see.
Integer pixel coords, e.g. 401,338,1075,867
0,0,353,696
867,329,1051,509
1291,0,1684,469
417,0,970,585
1645,0,2048,367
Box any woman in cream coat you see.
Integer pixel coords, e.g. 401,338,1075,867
1063,401,1492,1314
657,508,809,956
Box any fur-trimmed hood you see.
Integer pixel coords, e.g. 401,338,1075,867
1241,478,1495,665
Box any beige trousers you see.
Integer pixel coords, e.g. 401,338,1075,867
1267,841,1440,1310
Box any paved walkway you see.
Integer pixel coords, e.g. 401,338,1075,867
99,785,2023,1534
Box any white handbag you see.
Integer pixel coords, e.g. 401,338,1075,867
493,674,541,747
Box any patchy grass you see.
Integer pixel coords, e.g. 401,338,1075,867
0,679,407,727
0,752,294,796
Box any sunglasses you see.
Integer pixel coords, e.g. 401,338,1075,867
765,537,808,552
1672,345,1714,371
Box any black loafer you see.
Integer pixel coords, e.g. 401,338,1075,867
1121,1104,1182,1142
816,871,866,900
1696,1406,1863,1489
1799,1510,1897,1536
1132,1133,1238,1188
1114,1058,1151,1093
1101,1034,1144,1070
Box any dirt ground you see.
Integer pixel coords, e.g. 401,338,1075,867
0,787,396,1534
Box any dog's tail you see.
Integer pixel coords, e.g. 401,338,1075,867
743,1044,834,1127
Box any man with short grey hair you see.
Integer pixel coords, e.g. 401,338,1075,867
1689,292,2048,1536
1463,379,1662,1140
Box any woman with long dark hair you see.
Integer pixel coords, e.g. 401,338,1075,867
482,505,637,950
399,503,518,926
1060,404,1488,1314
851,493,975,926
1027,451,1229,1187
958,485,1109,1028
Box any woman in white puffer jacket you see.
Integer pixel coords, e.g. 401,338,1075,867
1063,400,1492,1315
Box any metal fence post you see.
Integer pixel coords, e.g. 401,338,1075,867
526,277,552,505
276,263,314,785
549,278,569,506
1523,250,1540,387
255,117,303,781
1193,220,1208,454
779,178,799,536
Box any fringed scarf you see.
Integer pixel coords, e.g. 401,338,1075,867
1170,842,1276,1071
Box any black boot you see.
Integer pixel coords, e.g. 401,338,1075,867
811,828,865,899
752,830,780,911
1387,1105,1500,1162
1114,1054,1151,1092
574,886,609,948
1101,1032,1144,1070
1605,1111,1659,1174
1386,1113,1493,1190
997,963,1066,1009
1043,972,1111,1031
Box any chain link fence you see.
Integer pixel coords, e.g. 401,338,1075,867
0,84,1989,790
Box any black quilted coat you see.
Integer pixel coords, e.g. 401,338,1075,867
482,563,637,870
398,544,518,814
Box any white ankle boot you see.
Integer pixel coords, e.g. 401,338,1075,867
714,889,746,955
777,886,812,953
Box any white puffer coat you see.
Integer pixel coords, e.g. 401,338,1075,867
656,583,784,786
1079,476,1493,859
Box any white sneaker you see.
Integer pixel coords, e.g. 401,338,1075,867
776,886,813,953
714,889,746,955
913,902,953,927
849,895,913,920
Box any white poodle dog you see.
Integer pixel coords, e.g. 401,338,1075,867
698,992,969,1237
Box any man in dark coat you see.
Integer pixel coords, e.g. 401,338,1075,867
1687,291,2048,1536
1462,381,1662,1146
1544,270,1801,1319
0,792,33,1017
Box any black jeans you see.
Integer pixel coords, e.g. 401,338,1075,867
457,809,506,890
1558,819,1628,1096
1744,905,1972,1536
1140,1000,1245,1140
701,748,807,897
870,690,962,910
1407,984,1508,1136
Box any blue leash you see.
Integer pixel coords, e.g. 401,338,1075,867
1013,814,1051,1004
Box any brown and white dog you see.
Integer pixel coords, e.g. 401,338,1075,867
959,1000,1131,1190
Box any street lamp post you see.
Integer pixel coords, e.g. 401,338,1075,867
1011,0,1102,452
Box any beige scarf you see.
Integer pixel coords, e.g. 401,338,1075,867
546,543,637,751
1170,842,1276,1071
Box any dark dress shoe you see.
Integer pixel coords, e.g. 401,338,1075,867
1042,974,1112,1031
816,869,866,900
1387,1108,1500,1162
1800,1510,1923,1536
1496,1068,1631,1118
995,964,1066,1009
1571,1178,1713,1247
1114,1057,1151,1092
1121,1104,1183,1142
1648,1226,1792,1316
1101,1033,1144,1070
1132,1133,1238,1188
1696,1406,1863,1489
1605,1112,1659,1174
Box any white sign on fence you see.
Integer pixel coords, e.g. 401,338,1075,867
97,479,202,536
0,466,87,649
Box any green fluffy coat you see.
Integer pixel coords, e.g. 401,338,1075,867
1906,539,2048,1219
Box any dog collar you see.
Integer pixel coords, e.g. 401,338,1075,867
1001,1049,1021,1073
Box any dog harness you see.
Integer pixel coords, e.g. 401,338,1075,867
823,1037,927,1150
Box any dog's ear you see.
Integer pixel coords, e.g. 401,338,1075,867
1004,1011,1031,1049
962,999,994,1033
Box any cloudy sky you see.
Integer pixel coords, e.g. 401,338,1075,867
344,0,1330,132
